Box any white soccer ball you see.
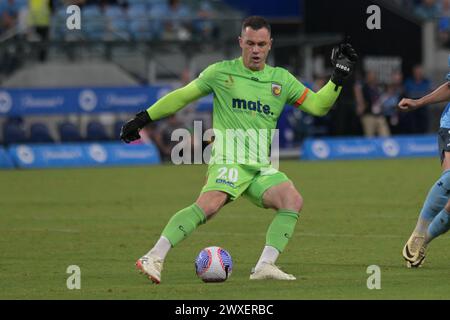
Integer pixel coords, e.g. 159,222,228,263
195,246,233,282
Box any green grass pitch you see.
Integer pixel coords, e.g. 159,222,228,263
1,158,450,299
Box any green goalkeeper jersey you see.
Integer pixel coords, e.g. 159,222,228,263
146,56,341,166
193,57,309,166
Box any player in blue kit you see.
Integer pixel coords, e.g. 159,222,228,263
400,55,450,268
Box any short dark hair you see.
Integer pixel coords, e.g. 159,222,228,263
241,16,271,34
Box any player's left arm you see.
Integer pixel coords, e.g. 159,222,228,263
287,43,358,117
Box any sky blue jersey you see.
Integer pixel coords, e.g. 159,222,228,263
439,54,450,128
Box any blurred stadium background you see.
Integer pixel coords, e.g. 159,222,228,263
0,0,448,167
3,0,450,300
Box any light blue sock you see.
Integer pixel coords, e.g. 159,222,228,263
427,209,450,243
414,170,450,233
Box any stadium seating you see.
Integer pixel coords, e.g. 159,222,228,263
58,122,83,142
50,7,67,41
114,120,125,140
82,5,105,40
104,5,130,40
29,123,54,144
127,0,153,8
128,4,153,40
3,122,27,145
86,121,109,141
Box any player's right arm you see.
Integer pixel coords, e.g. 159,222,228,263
398,81,450,112
120,65,216,143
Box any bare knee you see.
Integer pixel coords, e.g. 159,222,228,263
263,182,304,212
195,191,228,219
281,190,303,212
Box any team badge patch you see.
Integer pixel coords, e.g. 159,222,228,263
271,83,282,96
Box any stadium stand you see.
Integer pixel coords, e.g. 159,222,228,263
58,122,83,142
29,122,55,143
81,5,105,40
104,4,129,40
3,121,27,145
128,3,153,40
114,120,126,140
0,0,448,150
86,121,110,141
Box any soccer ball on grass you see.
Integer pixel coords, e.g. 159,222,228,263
195,246,233,282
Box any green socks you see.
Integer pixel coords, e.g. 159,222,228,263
266,209,299,252
161,205,298,252
161,204,206,247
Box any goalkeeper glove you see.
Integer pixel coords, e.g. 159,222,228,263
120,110,152,143
330,43,358,88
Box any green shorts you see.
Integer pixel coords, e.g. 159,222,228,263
201,164,291,208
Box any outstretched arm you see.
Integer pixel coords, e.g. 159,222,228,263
120,63,218,143
398,82,450,112
297,81,342,117
147,80,207,121
120,80,209,143
147,81,208,120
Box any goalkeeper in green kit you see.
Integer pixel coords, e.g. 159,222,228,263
120,16,358,283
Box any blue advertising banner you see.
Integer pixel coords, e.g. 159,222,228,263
0,86,170,116
0,86,214,116
196,94,214,112
8,142,161,169
0,147,14,169
301,135,438,160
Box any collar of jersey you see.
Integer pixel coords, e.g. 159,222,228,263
238,57,267,76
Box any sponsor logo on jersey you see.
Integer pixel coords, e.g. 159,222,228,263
224,74,234,87
271,83,282,96
215,179,236,188
231,98,274,116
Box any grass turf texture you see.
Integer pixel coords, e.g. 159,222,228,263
1,158,450,299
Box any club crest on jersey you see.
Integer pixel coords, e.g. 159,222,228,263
271,83,282,96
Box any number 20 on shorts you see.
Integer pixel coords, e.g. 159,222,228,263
217,167,239,183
